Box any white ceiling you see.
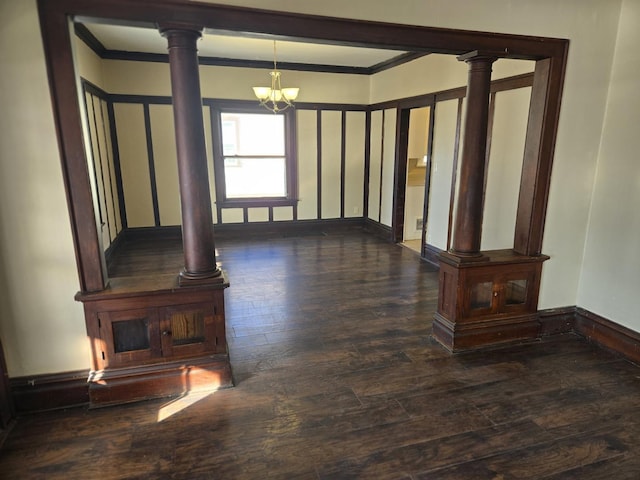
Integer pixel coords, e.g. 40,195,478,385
84,22,410,68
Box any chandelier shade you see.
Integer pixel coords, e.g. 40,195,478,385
252,42,299,113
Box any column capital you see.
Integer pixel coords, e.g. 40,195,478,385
158,23,203,36
457,50,502,63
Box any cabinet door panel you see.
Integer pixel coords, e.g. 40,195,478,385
160,303,218,358
99,309,161,368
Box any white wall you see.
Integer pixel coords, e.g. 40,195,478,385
0,0,89,376
0,0,629,377
577,0,640,330
481,87,531,250
426,99,459,250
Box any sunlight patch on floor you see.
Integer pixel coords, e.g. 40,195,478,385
157,390,215,422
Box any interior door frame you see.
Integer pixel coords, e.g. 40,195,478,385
391,101,436,253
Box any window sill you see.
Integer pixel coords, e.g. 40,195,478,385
218,198,298,209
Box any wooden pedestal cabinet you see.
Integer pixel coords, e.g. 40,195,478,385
78,278,232,406
433,250,549,351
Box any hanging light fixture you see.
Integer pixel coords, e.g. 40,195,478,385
252,41,299,113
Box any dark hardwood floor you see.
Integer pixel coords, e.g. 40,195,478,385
2,229,640,479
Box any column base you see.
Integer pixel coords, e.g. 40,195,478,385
433,312,540,352
88,355,233,407
433,249,548,352
178,268,226,287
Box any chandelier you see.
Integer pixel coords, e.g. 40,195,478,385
252,41,299,113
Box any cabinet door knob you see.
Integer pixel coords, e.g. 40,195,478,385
162,330,172,336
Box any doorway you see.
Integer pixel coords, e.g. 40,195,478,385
402,106,431,254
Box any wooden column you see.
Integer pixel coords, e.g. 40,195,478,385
160,25,222,286
450,52,497,257
433,51,549,352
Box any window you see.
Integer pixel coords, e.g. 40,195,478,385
213,105,297,207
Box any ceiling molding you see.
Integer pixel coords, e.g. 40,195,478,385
74,22,427,76
74,23,106,56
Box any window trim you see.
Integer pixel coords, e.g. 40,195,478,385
210,101,298,209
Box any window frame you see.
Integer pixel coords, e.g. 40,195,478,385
211,101,298,209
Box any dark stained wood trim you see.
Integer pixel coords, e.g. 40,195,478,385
111,94,173,105
363,110,371,219
369,52,429,74
111,219,363,245
142,103,161,227
491,72,534,93
285,106,299,203
0,339,14,429
10,370,90,413
538,306,576,336
446,97,464,251
90,94,114,239
538,306,640,365
213,217,364,236
574,308,640,365
514,56,567,255
268,206,274,222
87,356,233,407
316,109,322,219
363,217,393,242
104,228,126,270
481,91,497,222
67,2,567,59
82,92,104,230
296,103,368,111
75,22,428,76
378,109,385,223
392,108,410,243
422,243,442,269
11,304,640,414
436,86,467,103
107,100,127,229
209,105,225,223
81,78,107,98
101,49,374,75
421,105,436,258
73,22,105,56
340,111,346,219
38,1,107,292
218,198,297,209
98,98,119,239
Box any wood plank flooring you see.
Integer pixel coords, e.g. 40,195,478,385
2,229,640,479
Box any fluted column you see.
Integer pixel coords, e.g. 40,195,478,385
160,25,222,285
451,51,497,257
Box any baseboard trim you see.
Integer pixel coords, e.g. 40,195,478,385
10,370,89,413
574,307,640,364
538,306,576,336
11,306,640,412
88,355,233,407
434,312,540,352
121,218,367,241
363,218,392,241
422,243,442,269
537,306,640,365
